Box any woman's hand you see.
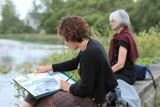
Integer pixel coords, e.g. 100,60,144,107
34,65,53,74
60,80,71,92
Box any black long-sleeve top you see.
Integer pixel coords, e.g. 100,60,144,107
52,39,118,105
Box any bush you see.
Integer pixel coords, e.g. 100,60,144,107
135,28,160,59
135,57,158,65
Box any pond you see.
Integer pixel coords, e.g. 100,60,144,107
0,39,63,107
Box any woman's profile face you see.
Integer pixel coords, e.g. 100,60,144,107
62,36,78,50
109,18,116,30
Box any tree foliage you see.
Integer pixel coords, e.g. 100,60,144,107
1,0,160,34
130,0,160,33
38,0,160,34
0,0,35,34
39,0,134,34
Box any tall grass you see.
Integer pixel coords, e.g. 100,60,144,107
135,29,160,58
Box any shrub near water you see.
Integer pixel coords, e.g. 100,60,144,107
135,28,160,59
49,46,80,80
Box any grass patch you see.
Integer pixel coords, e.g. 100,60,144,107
135,57,158,65
0,34,62,44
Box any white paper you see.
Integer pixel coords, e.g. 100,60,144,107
14,72,76,97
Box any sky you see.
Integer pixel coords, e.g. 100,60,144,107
0,0,41,20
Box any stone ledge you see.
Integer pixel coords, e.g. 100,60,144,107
133,63,160,107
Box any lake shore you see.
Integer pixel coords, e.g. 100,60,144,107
0,39,64,107
0,34,62,44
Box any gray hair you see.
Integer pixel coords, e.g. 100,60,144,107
109,9,130,29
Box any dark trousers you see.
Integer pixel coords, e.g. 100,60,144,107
115,74,136,85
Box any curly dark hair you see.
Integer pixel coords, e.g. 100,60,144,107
56,14,90,43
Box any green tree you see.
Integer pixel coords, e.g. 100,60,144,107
39,0,65,33
0,0,35,34
30,0,42,20
34,0,160,34
0,0,18,33
39,0,134,34
129,0,160,33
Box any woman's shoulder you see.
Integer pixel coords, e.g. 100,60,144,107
117,40,129,50
82,39,105,57
88,38,102,47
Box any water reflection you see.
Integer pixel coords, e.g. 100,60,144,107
0,39,62,65
0,39,63,107
0,56,12,74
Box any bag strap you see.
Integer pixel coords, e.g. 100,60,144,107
146,65,156,89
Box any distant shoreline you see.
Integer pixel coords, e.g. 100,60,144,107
0,34,63,45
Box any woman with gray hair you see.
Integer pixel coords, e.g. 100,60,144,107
108,9,139,85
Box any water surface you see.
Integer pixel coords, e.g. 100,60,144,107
0,39,63,107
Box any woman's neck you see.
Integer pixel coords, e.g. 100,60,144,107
116,27,124,34
78,39,89,51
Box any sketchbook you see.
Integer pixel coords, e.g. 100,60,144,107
13,71,76,99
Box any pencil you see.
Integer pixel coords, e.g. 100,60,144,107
66,76,72,82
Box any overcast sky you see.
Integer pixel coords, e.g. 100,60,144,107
0,0,41,20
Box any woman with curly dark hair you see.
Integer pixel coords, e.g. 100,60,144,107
19,14,118,107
